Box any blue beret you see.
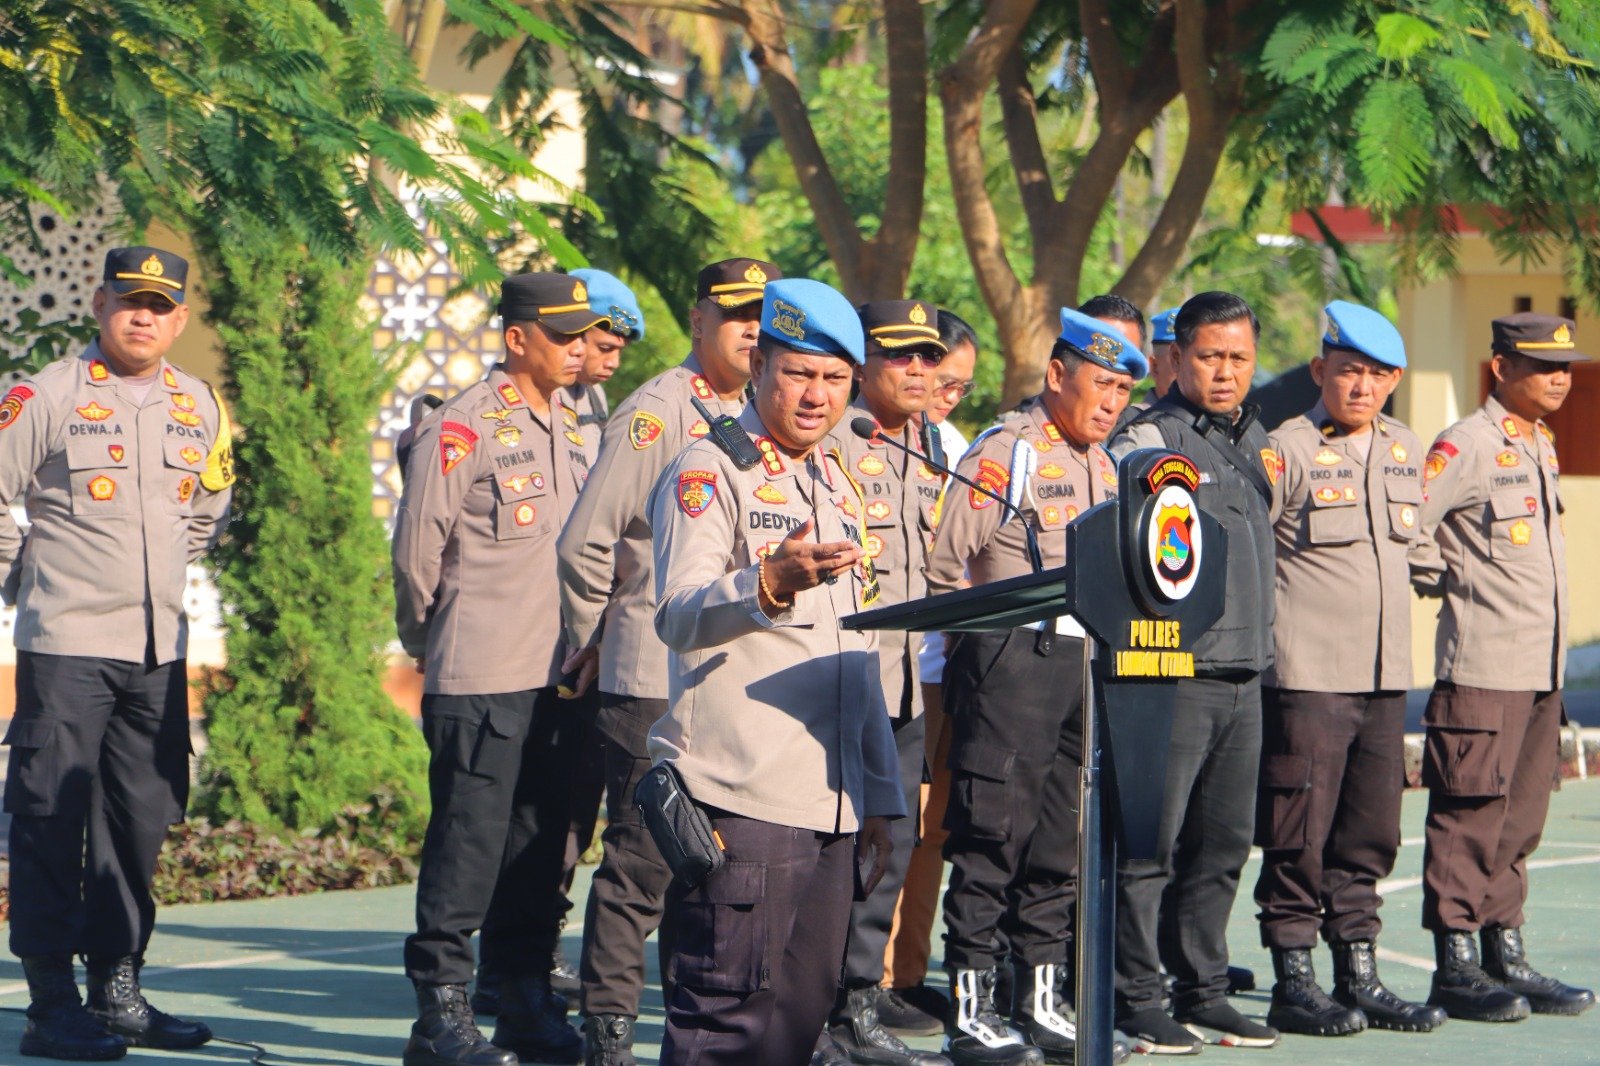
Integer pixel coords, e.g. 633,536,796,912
760,279,865,365
1058,307,1149,380
1323,300,1405,368
570,268,645,341
1150,306,1180,345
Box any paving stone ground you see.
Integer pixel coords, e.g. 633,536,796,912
0,781,1595,1065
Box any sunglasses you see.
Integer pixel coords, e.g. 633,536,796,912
872,348,946,367
935,378,976,399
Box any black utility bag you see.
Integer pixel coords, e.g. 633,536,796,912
634,761,725,887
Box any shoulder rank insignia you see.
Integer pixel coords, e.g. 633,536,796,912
88,475,116,501
677,469,717,517
88,359,110,382
1495,450,1519,468
1314,447,1340,466
630,411,665,450
1501,416,1521,439
498,382,524,407
857,454,886,477
439,421,478,475
690,375,714,401
753,483,787,505
756,437,786,476
1390,442,1408,463
1042,422,1063,444
162,366,179,389
1537,422,1555,443
76,401,113,422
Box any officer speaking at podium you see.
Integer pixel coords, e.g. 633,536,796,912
645,278,904,1066
1108,292,1279,1054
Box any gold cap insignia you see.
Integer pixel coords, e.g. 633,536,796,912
1086,333,1120,362
908,302,927,326
744,263,768,284
141,254,164,277
572,280,588,302
771,298,806,341
1327,318,1340,341
1554,323,1571,344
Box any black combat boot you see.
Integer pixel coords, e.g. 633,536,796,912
829,986,951,1065
550,931,582,998
1264,947,1365,1036
492,972,582,1064
1427,931,1530,1022
1480,926,1596,1016
1010,964,1079,1064
83,955,211,1051
18,956,125,1061
581,1014,638,1066
944,968,1044,1066
1330,940,1446,1032
404,983,516,1066
470,962,501,1017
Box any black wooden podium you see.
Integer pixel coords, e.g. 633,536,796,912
843,449,1228,1065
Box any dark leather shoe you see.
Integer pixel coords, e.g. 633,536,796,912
1331,940,1446,1033
18,956,125,1062
1480,926,1595,1016
404,983,516,1066
1265,948,1365,1037
878,984,947,1036
832,987,951,1065
1428,931,1530,1022
83,955,210,1051
581,1014,638,1066
492,973,582,1064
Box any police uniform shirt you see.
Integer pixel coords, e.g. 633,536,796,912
821,398,939,719
0,343,233,664
556,356,744,700
645,406,904,834
1415,394,1568,692
1264,401,1427,693
393,367,589,695
563,382,609,460
926,401,1117,592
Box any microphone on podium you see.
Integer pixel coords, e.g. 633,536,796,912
849,417,1043,574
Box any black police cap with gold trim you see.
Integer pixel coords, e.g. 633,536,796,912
696,258,781,309
1491,312,1591,363
858,300,947,355
499,273,610,335
105,246,188,304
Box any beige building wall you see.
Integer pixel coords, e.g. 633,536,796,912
1395,236,1598,686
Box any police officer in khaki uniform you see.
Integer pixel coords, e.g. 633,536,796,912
1412,312,1595,1022
647,277,904,1066
556,257,777,1066
1251,301,1445,1037
0,247,231,1062
394,272,603,1066
815,300,950,1066
929,309,1146,1066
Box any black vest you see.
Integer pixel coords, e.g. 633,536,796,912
1124,392,1276,674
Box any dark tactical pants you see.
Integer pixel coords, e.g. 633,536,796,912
660,812,855,1066
839,713,925,993
406,686,572,985
5,652,191,959
579,694,675,1019
941,630,1084,971
1252,689,1406,949
1421,684,1563,932
1117,674,1260,1017
478,686,604,967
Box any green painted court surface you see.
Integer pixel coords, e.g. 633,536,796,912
2,780,1595,1065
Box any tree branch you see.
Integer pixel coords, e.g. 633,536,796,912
862,0,928,300
740,0,866,295
1078,0,1131,109
998,44,1056,259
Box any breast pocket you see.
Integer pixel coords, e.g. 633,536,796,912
1384,478,1422,542
1487,489,1538,560
161,437,207,515
64,437,134,516
493,470,552,542
1305,492,1363,546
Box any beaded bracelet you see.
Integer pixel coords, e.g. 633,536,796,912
758,557,793,609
